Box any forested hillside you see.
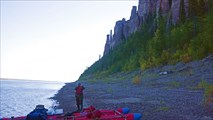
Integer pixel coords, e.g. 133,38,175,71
79,0,213,79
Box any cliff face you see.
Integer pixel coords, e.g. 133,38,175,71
104,0,189,55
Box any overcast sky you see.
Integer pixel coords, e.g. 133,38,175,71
1,1,138,82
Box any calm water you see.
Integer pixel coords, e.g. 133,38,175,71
0,79,65,118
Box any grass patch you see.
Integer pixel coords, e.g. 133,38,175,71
107,88,113,93
155,106,170,112
141,72,158,80
197,79,209,89
101,78,112,84
88,79,98,84
197,80,213,108
167,81,181,88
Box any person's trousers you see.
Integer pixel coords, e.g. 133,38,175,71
75,94,83,111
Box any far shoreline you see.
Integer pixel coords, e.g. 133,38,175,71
0,78,66,83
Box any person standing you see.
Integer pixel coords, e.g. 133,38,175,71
75,83,85,111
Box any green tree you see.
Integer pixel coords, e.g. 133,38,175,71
180,0,186,23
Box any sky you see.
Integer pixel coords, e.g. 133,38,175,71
1,0,138,82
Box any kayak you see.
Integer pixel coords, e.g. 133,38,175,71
1,105,142,120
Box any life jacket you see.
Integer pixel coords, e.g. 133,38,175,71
76,86,84,94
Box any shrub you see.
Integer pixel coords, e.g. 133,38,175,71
204,84,213,108
181,53,192,63
197,80,213,108
168,81,181,88
132,75,141,85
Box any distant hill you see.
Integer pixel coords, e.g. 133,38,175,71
79,0,213,80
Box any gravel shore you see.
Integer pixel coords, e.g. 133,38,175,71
51,55,213,120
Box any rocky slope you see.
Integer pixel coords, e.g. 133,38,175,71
52,54,213,120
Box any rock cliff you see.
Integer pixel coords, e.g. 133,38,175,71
103,0,195,55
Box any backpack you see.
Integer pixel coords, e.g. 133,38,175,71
26,105,48,120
